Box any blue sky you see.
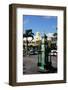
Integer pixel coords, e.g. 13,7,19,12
23,15,57,36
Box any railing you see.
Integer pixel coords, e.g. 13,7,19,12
48,51,57,66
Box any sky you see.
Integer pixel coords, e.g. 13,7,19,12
23,15,57,37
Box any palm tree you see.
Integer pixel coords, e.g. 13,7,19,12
52,32,57,49
53,32,57,40
44,33,47,41
23,29,34,55
44,34,47,38
53,33,57,36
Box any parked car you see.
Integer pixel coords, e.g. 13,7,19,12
50,50,57,55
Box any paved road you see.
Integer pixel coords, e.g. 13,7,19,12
23,55,57,75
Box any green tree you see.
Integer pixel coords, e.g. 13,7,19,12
23,29,34,55
53,33,57,36
44,33,47,40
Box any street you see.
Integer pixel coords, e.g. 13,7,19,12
23,54,57,75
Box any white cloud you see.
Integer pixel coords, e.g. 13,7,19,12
42,16,57,20
47,33,53,37
24,19,29,25
42,16,52,19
